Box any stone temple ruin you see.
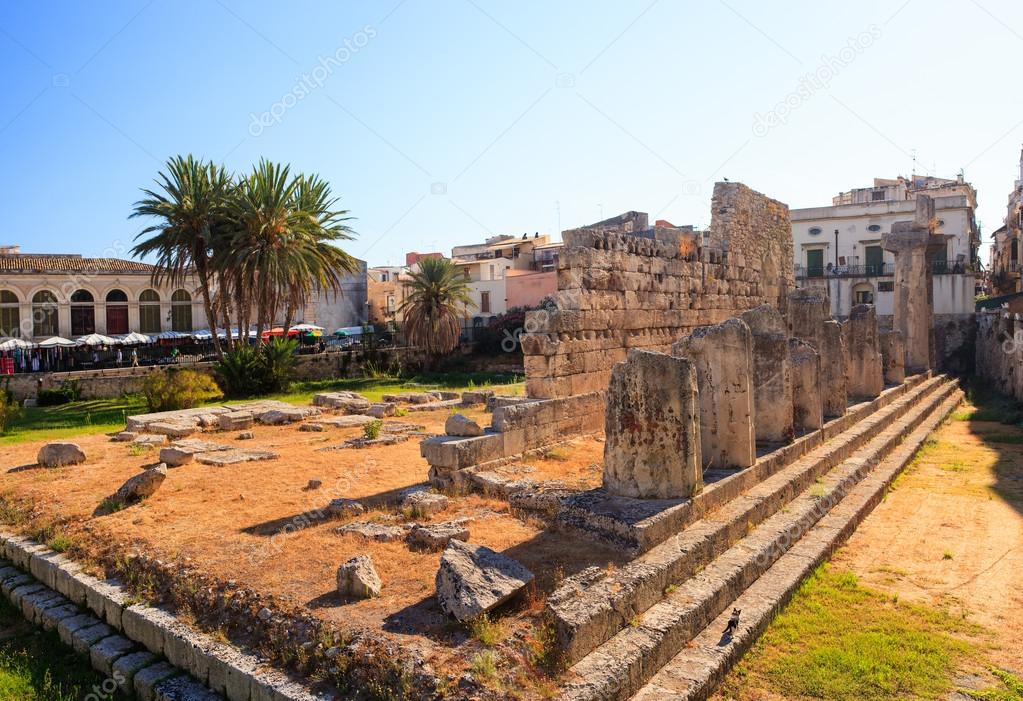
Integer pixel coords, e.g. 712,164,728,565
422,184,962,699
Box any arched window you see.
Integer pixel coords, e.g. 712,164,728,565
70,289,95,336
171,289,192,332
32,290,58,337
105,289,129,335
0,291,19,337
139,289,161,334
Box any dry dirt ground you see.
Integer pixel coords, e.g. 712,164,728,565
713,398,1023,700
834,408,1023,671
0,401,621,685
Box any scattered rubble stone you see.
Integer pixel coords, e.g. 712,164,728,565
299,422,325,432
327,498,366,518
216,411,253,431
37,442,86,467
146,421,196,438
408,521,470,551
366,402,396,418
337,555,382,599
306,479,323,490
337,522,410,542
318,415,377,428
131,434,166,447
436,540,534,622
195,450,278,466
402,488,449,517
237,431,254,440
461,390,495,405
111,431,136,442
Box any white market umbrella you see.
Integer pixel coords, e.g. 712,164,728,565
191,329,214,340
37,336,78,348
153,331,188,340
76,333,120,346
291,323,325,332
0,338,37,351
117,332,153,345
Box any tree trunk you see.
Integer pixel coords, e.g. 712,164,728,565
195,260,223,358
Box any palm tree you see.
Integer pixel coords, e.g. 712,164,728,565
224,160,359,340
131,155,232,357
400,257,474,367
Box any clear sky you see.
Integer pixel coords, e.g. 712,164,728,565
2,0,1021,266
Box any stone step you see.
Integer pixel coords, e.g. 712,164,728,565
548,374,950,665
555,372,934,555
556,377,960,701
630,387,964,701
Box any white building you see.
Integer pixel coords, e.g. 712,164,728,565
790,175,979,318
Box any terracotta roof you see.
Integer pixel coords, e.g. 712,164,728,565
0,254,155,274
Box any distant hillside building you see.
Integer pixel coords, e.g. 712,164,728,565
989,149,1023,296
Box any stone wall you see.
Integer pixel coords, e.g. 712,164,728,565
521,182,794,399
976,311,1021,397
2,348,419,401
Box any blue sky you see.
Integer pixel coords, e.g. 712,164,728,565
2,0,1021,266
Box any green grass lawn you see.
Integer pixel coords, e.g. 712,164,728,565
0,596,128,701
0,372,524,445
719,565,985,701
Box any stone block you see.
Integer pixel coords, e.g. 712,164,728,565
71,620,115,655
123,604,179,655
85,577,130,628
880,329,906,384
820,320,848,418
58,612,99,647
844,304,884,400
134,661,181,701
419,433,504,470
672,318,756,470
90,633,136,675
603,349,703,499
789,339,823,432
740,304,793,444
112,651,159,696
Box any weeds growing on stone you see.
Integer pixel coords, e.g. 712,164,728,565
467,614,504,647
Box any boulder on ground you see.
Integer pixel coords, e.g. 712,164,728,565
337,555,382,599
436,540,533,621
217,411,253,431
408,521,470,551
402,488,449,517
111,431,137,443
299,423,325,432
131,434,166,447
37,442,86,467
146,422,196,438
237,431,254,440
114,465,168,503
327,498,366,519
445,414,483,437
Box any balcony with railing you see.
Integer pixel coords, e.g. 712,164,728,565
795,260,969,280
795,263,894,279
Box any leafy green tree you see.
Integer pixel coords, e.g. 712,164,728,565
400,257,474,368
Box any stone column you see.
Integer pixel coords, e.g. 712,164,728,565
603,349,702,499
672,318,755,471
882,195,947,373
787,287,848,418
880,329,906,385
739,304,793,444
843,304,884,399
789,339,823,432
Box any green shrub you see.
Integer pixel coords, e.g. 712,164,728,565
214,338,299,398
0,383,20,434
363,419,383,440
141,369,222,411
36,379,82,406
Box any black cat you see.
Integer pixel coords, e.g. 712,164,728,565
723,608,741,636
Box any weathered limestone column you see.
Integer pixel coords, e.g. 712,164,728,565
603,349,703,499
788,339,823,432
672,318,755,471
880,329,906,385
740,305,793,444
844,304,884,399
882,196,947,373
787,287,848,418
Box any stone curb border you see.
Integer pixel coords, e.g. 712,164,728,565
632,388,965,701
0,534,331,701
